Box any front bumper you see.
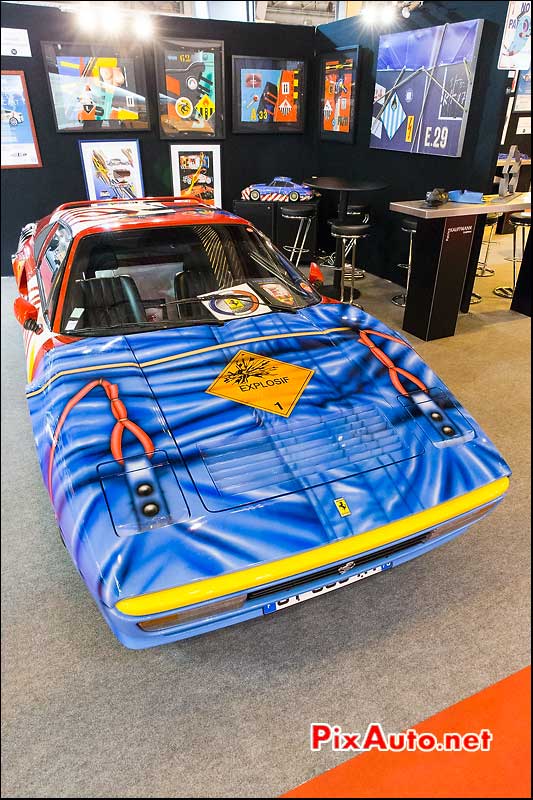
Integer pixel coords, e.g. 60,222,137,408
101,478,508,649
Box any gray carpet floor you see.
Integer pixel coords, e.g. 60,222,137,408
1,235,531,798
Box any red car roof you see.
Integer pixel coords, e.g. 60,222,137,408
44,197,248,237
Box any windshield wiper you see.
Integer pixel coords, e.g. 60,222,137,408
71,318,225,335
160,294,298,314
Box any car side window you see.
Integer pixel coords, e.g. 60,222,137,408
38,224,72,309
33,223,54,263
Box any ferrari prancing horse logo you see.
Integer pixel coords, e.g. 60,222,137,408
206,350,314,417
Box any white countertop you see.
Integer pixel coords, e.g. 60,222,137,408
390,192,531,219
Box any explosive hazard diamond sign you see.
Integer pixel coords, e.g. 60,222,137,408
206,350,314,417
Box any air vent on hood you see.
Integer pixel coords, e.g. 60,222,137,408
199,405,411,496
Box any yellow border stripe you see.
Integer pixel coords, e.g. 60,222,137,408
26,327,351,399
116,477,509,617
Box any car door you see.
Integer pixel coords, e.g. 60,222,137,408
36,222,73,330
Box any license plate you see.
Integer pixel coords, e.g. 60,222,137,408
263,561,393,614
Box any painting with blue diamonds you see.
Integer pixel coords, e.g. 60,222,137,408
370,19,483,158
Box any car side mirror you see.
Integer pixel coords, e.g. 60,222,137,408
14,296,42,333
308,261,324,291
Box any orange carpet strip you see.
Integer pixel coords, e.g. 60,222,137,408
283,665,531,798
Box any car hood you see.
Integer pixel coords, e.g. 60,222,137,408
125,304,428,512
28,302,510,607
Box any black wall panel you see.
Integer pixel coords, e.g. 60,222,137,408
0,1,317,274
1,1,512,285
315,1,511,283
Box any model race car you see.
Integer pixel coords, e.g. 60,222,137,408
241,177,314,202
1,107,23,126
12,197,510,649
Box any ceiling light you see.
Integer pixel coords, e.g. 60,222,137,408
381,5,396,23
402,6,411,17
133,12,154,38
76,1,92,29
361,4,379,23
104,3,123,31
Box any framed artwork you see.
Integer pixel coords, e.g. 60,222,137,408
370,19,484,158
514,67,531,113
170,144,222,207
232,55,306,133
155,37,224,139
79,139,144,200
498,1,532,71
1,71,41,169
318,48,360,143
41,41,149,133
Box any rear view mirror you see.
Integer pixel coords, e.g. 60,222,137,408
14,296,42,333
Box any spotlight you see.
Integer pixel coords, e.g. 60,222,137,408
104,3,124,31
381,5,396,23
402,6,411,17
76,1,92,29
361,4,379,24
133,12,154,38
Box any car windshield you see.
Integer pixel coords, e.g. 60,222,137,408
61,223,321,335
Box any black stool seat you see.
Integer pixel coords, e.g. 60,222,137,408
486,213,500,224
280,205,315,218
347,204,368,215
400,217,417,232
510,211,531,226
331,222,370,237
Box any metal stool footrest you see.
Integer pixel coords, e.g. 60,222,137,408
493,287,514,299
391,293,406,307
469,292,482,305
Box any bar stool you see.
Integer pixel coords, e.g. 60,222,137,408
320,204,370,272
280,205,316,268
494,210,531,299
476,213,500,278
330,221,370,305
344,205,370,280
392,217,417,307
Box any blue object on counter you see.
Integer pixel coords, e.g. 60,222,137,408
448,189,484,204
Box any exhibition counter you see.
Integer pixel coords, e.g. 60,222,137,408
389,193,531,340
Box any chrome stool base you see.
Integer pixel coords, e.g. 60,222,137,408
476,265,495,277
392,220,416,307
493,286,514,299
392,293,406,307
470,292,482,304
344,264,365,280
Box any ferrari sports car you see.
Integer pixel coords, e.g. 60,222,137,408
241,177,314,202
12,197,510,649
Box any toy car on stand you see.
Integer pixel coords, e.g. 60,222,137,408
12,197,510,649
241,176,314,202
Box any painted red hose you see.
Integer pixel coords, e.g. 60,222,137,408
47,378,154,496
357,329,428,395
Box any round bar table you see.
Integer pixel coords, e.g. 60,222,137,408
303,177,388,299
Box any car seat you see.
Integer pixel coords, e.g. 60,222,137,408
174,244,217,318
75,275,146,328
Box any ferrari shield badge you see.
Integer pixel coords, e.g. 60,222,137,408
206,349,314,417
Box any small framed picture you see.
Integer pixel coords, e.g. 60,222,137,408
1,71,42,168
232,55,306,133
41,41,150,133
155,37,225,139
79,139,144,200
170,143,222,207
318,48,360,143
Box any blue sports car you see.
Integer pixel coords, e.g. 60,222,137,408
12,197,510,649
241,176,314,202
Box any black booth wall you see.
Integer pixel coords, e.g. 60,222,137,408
0,1,317,275
1,1,512,282
315,1,511,283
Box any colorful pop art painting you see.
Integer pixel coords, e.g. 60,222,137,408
41,42,149,133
